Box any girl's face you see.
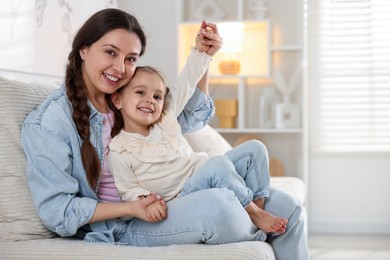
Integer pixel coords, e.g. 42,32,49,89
80,28,142,97
112,70,167,136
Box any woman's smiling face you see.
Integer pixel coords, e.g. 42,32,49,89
80,28,142,97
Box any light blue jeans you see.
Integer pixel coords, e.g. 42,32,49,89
119,140,309,260
180,140,270,208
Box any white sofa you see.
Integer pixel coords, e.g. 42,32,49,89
0,75,306,259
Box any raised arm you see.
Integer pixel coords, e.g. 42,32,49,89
195,21,222,96
177,21,223,134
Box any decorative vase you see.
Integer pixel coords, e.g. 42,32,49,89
215,99,238,128
218,59,241,75
259,87,279,128
275,96,300,129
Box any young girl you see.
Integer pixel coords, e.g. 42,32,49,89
108,61,288,233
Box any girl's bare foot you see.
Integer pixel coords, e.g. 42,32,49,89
246,202,288,233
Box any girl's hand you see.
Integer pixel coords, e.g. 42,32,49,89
195,20,223,57
145,200,167,222
133,192,167,222
127,192,160,221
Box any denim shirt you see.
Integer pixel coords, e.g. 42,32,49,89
21,86,214,242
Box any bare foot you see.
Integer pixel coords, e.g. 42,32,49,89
246,202,288,233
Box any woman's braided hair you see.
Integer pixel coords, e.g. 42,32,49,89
65,8,146,189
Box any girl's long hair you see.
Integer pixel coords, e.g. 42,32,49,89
65,8,146,189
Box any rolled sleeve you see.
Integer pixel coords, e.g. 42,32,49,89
177,88,215,134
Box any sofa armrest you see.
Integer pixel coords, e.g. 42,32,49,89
271,177,306,204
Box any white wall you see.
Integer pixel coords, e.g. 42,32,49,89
309,156,390,234
118,0,179,87
0,0,117,77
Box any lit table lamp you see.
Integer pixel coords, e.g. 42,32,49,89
178,21,270,77
218,22,244,75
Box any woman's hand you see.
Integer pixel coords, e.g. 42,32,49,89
195,20,223,57
90,192,166,223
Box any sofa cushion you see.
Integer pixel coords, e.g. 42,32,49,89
0,76,59,241
183,124,232,157
0,238,275,260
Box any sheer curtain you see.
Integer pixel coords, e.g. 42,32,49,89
309,0,390,153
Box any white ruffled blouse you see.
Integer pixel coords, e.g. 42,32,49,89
108,49,211,201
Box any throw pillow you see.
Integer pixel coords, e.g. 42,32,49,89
183,124,232,157
0,76,59,241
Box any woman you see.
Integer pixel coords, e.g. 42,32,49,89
21,8,308,260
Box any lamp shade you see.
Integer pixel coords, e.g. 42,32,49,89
178,20,270,77
218,22,244,53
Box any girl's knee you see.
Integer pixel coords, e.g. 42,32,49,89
239,140,268,159
250,140,268,158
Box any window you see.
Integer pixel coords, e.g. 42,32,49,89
310,0,390,153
